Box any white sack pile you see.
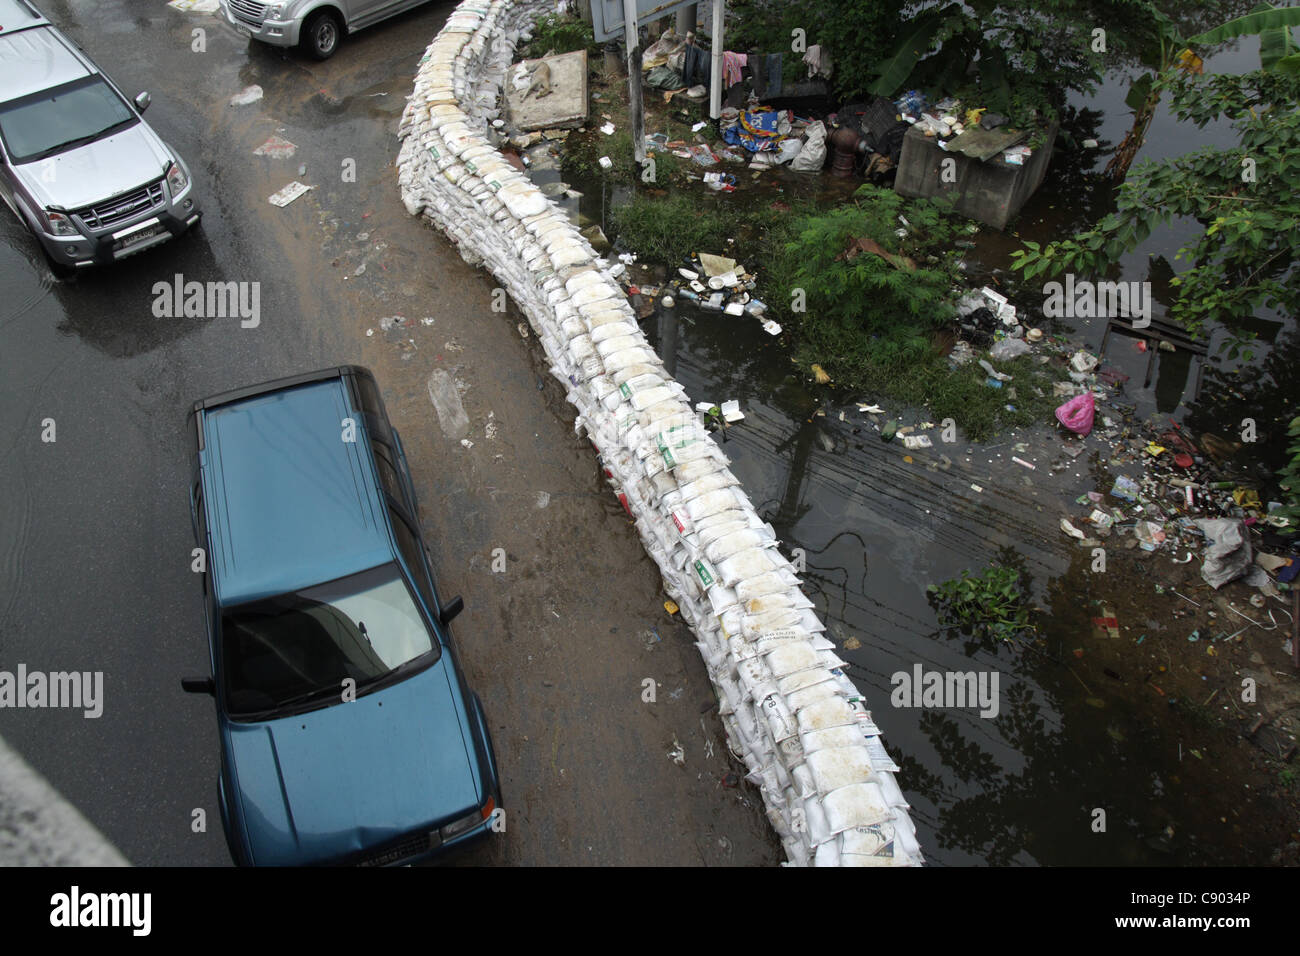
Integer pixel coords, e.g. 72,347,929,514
396,0,923,867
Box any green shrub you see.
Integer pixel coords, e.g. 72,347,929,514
521,12,597,58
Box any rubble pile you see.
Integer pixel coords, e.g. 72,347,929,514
397,0,923,865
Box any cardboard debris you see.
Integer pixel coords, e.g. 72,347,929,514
268,182,312,207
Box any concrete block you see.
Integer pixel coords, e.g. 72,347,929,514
893,122,1058,230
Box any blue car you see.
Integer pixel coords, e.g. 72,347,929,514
184,366,501,866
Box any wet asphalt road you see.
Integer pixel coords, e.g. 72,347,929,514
0,1,779,865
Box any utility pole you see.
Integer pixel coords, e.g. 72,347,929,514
623,0,645,164
709,0,723,120
676,3,697,34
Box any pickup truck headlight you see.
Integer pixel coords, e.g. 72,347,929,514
43,210,77,237
266,2,287,18
166,159,189,195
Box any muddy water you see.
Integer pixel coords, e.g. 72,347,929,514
551,38,1296,864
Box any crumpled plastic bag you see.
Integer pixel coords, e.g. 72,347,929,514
775,137,803,164
989,337,1031,361
1196,518,1253,589
642,29,686,71
790,121,827,171
1055,391,1095,436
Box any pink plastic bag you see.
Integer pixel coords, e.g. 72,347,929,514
1055,392,1095,435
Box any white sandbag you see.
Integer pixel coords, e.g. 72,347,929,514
806,745,875,793
822,783,892,833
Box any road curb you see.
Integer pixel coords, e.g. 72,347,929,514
0,733,130,866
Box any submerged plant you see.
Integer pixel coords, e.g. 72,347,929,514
928,564,1033,642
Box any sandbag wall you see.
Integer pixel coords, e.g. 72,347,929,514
396,0,923,866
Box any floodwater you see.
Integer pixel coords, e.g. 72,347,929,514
553,37,1297,864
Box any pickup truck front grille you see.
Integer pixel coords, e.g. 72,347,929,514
228,0,267,26
74,179,164,230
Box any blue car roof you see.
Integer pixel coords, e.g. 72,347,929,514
200,377,393,606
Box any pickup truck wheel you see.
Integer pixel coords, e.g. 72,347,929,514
300,10,341,60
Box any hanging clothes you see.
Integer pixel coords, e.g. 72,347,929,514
802,44,832,80
681,42,710,90
764,53,783,96
722,51,747,88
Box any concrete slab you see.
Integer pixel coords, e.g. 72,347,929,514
894,122,1057,231
505,50,589,131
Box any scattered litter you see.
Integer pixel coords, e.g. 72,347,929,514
1055,392,1095,436
253,135,297,158
1061,519,1086,540
1070,350,1099,373
268,181,312,207
668,737,685,766
1110,475,1141,501
229,85,263,106
1196,518,1252,589
1091,605,1120,639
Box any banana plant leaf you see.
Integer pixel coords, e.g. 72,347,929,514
1125,72,1154,112
1258,1,1300,70
1187,4,1300,45
868,11,947,97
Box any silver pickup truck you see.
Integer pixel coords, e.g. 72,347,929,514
219,0,435,60
0,0,201,277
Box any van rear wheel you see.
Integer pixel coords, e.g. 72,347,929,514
300,10,342,60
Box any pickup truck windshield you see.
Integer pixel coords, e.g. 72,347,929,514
0,74,136,164
220,564,437,719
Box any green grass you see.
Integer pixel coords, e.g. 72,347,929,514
610,193,788,267
520,12,598,59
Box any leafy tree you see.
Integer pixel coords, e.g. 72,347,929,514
1011,68,1300,339
1105,2,1300,179
1278,415,1300,529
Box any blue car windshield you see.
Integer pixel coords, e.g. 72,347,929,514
220,564,438,719
0,74,137,164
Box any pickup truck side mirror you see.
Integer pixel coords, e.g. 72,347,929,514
181,676,215,695
134,91,151,113
439,596,464,625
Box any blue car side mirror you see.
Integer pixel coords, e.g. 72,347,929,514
439,596,463,625
182,676,215,695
